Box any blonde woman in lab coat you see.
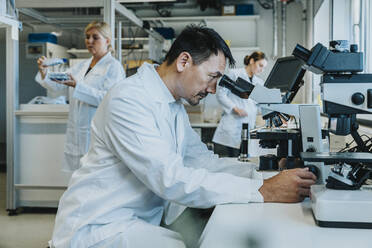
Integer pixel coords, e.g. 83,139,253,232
213,51,267,157
35,21,126,172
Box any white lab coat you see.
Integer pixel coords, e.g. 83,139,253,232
35,52,125,171
49,62,264,248
213,67,264,155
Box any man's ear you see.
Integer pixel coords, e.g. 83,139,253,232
176,52,192,72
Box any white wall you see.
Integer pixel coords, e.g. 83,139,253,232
204,1,306,113
332,0,352,41
313,0,331,105
0,29,5,143
312,0,353,105
365,1,372,73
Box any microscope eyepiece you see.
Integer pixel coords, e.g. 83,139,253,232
350,44,358,53
292,44,311,62
218,75,254,98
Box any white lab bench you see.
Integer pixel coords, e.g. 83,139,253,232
9,106,217,209
10,104,70,209
199,191,372,248
190,122,219,128
190,121,218,146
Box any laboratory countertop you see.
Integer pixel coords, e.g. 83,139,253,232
15,105,219,128
190,122,218,128
15,104,69,116
199,198,372,248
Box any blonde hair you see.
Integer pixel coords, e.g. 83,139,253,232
85,21,114,55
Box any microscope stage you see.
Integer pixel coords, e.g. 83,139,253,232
311,185,372,228
301,152,372,163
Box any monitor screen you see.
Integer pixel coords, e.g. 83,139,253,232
264,56,305,93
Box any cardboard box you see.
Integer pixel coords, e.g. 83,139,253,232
222,5,235,16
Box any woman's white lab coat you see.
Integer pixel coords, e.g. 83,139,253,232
35,52,125,171
212,67,264,155
49,63,264,248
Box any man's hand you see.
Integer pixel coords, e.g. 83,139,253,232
258,168,317,203
233,107,248,117
239,92,250,99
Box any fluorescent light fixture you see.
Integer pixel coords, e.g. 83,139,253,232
118,0,177,3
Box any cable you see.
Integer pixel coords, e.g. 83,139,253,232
257,0,274,10
338,134,372,152
293,116,298,129
257,0,295,11
155,5,171,17
196,0,221,11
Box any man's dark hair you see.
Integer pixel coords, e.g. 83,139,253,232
164,25,235,67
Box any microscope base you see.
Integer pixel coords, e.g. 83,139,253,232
311,185,372,229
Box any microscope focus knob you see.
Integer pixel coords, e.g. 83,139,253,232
305,165,319,178
306,146,316,152
351,92,365,105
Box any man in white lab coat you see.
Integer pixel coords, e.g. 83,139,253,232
49,25,316,248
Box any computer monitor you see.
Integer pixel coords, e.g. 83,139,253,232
264,56,305,93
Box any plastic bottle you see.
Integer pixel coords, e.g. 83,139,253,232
42,58,68,66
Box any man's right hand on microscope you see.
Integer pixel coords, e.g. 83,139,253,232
258,167,317,203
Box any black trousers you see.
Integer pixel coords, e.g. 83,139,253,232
213,143,240,157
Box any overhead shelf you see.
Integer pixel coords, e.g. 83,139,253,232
67,47,258,55
68,48,149,54
67,48,168,58
142,14,260,53
230,47,260,52
142,15,260,22
191,122,218,128
115,37,149,41
67,48,89,54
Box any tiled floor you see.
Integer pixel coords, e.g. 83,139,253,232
0,170,209,248
0,172,56,248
